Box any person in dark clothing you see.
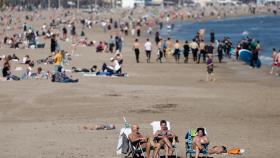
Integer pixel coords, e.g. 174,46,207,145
183,41,190,63
71,23,76,36
115,36,122,52
225,41,232,58
155,31,160,45
217,41,223,63
50,35,57,53
210,30,215,43
23,23,27,32
250,41,261,68
2,61,11,78
133,39,140,63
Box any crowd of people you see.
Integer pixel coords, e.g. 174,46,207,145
0,4,279,83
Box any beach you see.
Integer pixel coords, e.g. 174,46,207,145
0,6,280,158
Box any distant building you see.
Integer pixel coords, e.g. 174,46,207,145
257,0,280,4
116,0,145,8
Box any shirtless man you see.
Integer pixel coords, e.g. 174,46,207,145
128,125,152,158
193,128,209,158
154,120,176,158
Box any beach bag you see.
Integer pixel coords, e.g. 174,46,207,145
228,148,241,155
121,133,129,154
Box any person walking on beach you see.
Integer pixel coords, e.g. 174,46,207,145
206,54,215,82
217,41,223,63
115,36,122,53
250,40,261,68
210,30,215,44
197,40,206,63
165,38,172,62
225,40,232,58
108,35,115,53
71,23,76,37
62,26,67,40
133,39,140,63
183,40,190,63
270,48,278,75
155,31,160,45
173,40,181,63
50,34,57,54
190,39,199,62
156,39,163,63
144,38,152,63
136,24,141,37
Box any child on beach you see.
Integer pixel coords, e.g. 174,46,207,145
206,54,215,82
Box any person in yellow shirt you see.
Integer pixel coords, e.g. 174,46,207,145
53,51,62,73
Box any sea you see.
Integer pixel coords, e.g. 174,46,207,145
161,15,280,65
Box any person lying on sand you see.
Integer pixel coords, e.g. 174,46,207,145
71,65,99,73
129,125,153,158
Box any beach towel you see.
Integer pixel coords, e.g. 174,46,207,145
116,128,131,155
83,73,128,77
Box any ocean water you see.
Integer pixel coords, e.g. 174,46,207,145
161,15,280,65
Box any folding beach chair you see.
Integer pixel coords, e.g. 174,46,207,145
126,137,148,158
185,128,209,158
150,121,179,158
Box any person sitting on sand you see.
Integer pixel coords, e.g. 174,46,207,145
193,128,209,158
21,55,31,64
2,59,20,81
102,57,121,74
2,59,11,80
96,41,105,53
31,67,49,79
128,125,153,158
51,67,78,83
153,120,176,158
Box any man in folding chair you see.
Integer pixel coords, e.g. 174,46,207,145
153,120,177,158
128,125,153,158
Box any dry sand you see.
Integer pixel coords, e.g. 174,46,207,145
0,9,279,158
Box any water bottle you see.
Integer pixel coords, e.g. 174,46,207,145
123,116,129,128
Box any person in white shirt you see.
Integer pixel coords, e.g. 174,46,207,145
102,57,121,74
144,38,152,63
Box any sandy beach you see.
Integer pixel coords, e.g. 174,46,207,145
0,6,280,158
